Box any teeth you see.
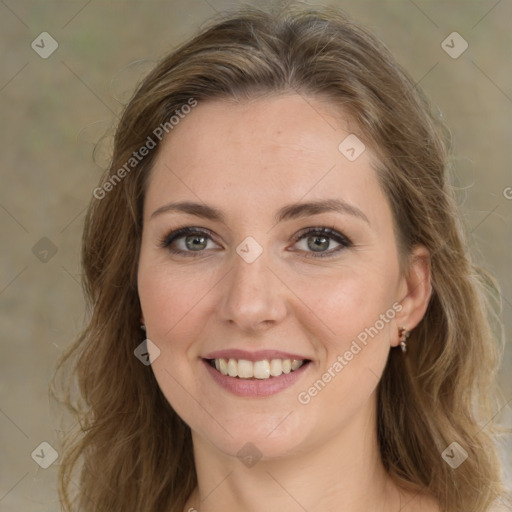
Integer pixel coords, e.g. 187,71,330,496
291,359,302,371
254,360,270,379
270,359,282,377
219,358,228,375
227,358,237,377
238,359,253,378
211,358,306,379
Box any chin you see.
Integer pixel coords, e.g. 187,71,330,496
192,411,314,463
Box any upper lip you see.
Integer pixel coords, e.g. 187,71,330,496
202,349,311,362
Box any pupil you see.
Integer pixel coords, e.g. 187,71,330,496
308,236,329,252
186,235,207,251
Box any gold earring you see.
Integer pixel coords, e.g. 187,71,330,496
399,326,410,353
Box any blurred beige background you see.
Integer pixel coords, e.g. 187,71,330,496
1,0,511,510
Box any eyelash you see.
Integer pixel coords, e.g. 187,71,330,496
158,226,353,259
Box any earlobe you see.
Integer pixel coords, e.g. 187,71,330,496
393,245,432,346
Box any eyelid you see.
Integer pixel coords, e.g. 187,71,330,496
291,226,351,245
158,226,220,250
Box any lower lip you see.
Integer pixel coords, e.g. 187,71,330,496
202,359,311,397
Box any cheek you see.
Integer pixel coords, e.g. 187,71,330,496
138,262,215,341
138,267,204,391
289,260,399,408
290,283,396,431
138,265,212,424
290,258,399,344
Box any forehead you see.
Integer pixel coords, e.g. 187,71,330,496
145,94,387,223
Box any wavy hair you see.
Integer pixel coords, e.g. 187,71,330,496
53,5,509,511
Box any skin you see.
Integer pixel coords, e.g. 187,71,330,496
137,94,436,512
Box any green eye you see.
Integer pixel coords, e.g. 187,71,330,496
293,227,352,258
184,234,208,251
160,227,218,255
307,235,331,252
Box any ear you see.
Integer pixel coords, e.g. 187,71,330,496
392,245,432,347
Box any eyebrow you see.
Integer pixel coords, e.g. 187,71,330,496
150,198,370,225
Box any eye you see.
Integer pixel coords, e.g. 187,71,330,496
159,226,352,259
291,227,352,258
159,227,220,256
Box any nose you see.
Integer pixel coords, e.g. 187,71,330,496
217,249,288,333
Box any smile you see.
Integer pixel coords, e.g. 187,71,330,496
202,356,312,397
208,357,307,379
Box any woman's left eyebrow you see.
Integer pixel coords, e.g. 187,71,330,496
150,198,370,226
275,199,370,225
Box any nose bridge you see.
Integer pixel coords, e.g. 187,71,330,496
218,243,286,330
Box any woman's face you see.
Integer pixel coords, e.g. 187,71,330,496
138,94,417,460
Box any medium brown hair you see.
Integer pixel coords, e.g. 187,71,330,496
53,5,509,511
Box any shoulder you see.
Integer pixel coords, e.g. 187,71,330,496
487,499,512,512
399,489,440,512
392,476,440,512
401,494,512,512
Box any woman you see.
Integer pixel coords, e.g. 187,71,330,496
54,5,510,512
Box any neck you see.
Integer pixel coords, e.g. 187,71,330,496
184,400,402,512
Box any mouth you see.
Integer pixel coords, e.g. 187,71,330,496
204,357,312,379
